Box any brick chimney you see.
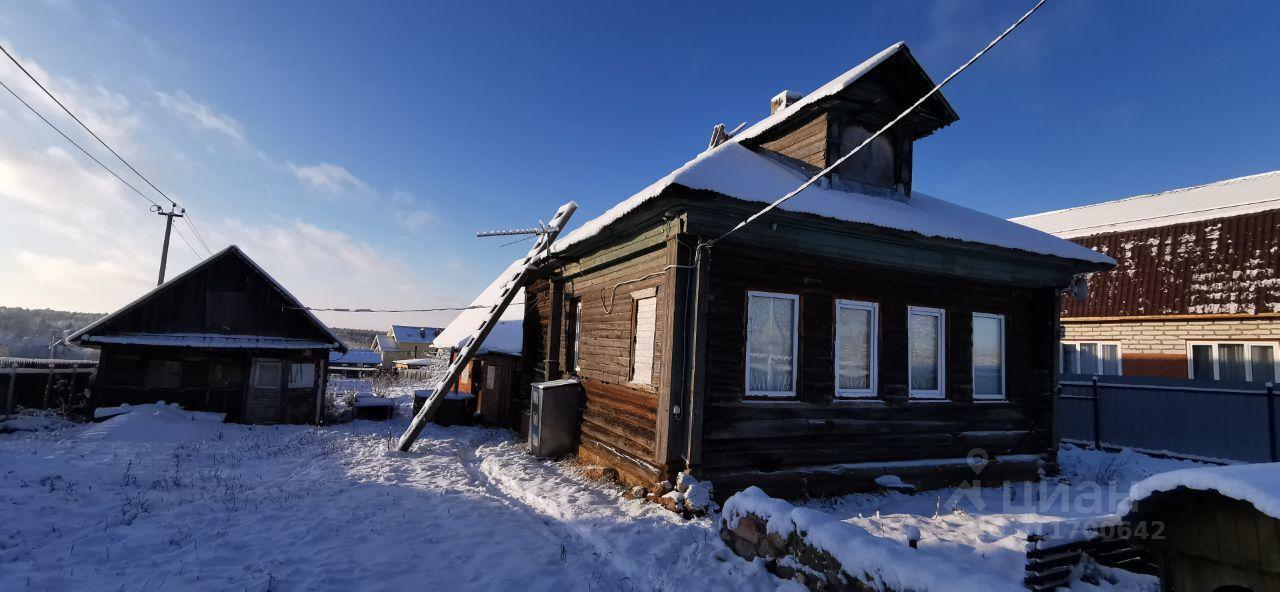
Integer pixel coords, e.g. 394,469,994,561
770,90,802,114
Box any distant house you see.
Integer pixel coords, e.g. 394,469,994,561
328,348,381,377
434,265,525,428
521,43,1111,496
1014,171,1279,383
370,325,441,366
68,246,345,424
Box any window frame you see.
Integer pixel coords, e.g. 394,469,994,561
833,299,878,399
1060,341,1123,376
571,300,582,373
907,306,946,399
629,291,658,386
1185,341,1279,383
288,362,316,389
744,290,801,399
971,312,1006,401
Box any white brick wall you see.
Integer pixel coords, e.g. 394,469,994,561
1063,318,1280,354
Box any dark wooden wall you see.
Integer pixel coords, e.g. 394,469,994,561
87,251,334,344
699,244,1057,496
95,345,324,424
761,113,829,169
525,245,673,487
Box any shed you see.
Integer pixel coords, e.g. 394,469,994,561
1120,463,1280,592
68,245,344,424
434,263,525,429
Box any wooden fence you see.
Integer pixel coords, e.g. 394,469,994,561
1057,373,1278,463
1,357,98,414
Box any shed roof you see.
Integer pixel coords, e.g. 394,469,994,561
550,43,1110,267
1120,462,1280,521
68,245,345,352
329,348,382,365
1011,169,1280,239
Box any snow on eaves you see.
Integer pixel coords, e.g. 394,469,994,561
329,348,382,365
1120,462,1280,520
80,333,339,350
554,141,1113,265
433,258,525,355
392,325,441,344
1012,169,1280,239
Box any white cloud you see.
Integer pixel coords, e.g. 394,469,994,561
155,90,246,144
286,161,370,195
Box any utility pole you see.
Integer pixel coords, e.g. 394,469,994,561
152,203,185,285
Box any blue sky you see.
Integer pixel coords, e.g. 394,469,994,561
1,0,1277,330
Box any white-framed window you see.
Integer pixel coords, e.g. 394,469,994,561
908,306,946,399
572,300,582,373
745,291,799,398
834,299,877,398
972,313,1005,400
288,362,316,388
1061,342,1122,376
1187,342,1277,384
630,293,657,385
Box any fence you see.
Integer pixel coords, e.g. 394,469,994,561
1056,373,1278,464
1,357,99,414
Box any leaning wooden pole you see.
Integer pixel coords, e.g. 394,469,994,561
397,201,576,452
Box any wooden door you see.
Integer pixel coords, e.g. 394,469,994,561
245,358,283,424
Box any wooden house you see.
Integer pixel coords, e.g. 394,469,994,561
521,43,1113,496
328,348,382,378
434,264,526,429
1013,171,1280,383
1122,463,1280,591
68,245,344,424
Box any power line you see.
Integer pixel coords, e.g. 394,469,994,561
289,305,489,313
0,77,161,208
0,42,178,207
704,0,1048,249
172,224,202,259
183,214,214,256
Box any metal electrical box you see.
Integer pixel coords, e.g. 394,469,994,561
528,378,582,458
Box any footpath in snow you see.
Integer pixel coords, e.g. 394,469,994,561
0,400,778,592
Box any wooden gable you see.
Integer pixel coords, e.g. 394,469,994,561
71,246,341,347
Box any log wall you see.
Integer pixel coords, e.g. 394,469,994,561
699,244,1058,496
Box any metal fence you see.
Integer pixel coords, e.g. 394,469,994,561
1056,373,1278,464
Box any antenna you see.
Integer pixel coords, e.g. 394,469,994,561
475,220,552,238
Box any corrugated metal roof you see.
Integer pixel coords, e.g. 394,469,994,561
1064,209,1280,317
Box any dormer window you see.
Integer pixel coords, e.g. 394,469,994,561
837,124,896,189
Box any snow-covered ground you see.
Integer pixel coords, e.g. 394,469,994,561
0,391,778,592
0,388,1213,592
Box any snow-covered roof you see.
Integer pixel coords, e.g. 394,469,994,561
554,142,1112,265
79,334,336,350
395,358,438,367
1012,169,1280,239
433,258,525,356
371,333,398,352
390,325,441,344
328,348,381,365
68,245,344,351
550,43,1109,267
1120,462,1280,520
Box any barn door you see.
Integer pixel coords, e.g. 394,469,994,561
245,358,284,424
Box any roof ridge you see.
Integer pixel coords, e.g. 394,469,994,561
1013,169,1280,221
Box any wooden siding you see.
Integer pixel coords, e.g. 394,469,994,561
699,244,1057,494
760,113,828,169
1065,209,1280,318
526,244,674,485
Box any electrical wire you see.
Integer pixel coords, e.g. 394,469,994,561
0,77,161,208
182,214,215,256
288,305,489,313
172,225,203,259
703,0,1048,249
0,42,179,207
